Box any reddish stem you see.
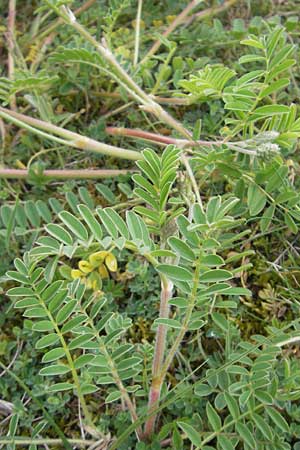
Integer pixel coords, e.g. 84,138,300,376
106,126,221,147
0,168,133,180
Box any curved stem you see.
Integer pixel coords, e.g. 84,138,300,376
0,107,142,161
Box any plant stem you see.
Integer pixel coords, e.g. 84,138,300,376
0,107,142,161
0,168,134,180
144,258,201,438
188,0,239,25
34,288,95,431
7,0,16,110
144,276,173,438
105,126,221,147
35,0,98,41
141,0,202,65
54,6,193,141
133,0,143,66
0,438,98,447
79,303,143,440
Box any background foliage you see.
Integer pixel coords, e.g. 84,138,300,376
1,1,300,449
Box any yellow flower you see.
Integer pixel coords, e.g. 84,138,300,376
88,251,108,267
71,269,84,279
166,15,176,24
78,260,93,274
99,264,109,279
153,19,163,27
105,253,118,272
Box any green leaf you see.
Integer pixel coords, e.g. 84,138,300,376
154,318,182,329
117,357,142,371
240,38,264,49
211,312,229,332
104,208,129,239
42,348,65,363
224,392,239,419
260,79,289,98
68,333,94,350
252,413,273,440
260,204,275,233
14,298,39,309
252,104,290,118
55,300,77,325
36,333,59,349
235,422,256,448
265,407,289,432
195,383,213,397
6,271,29,284
105,391,122,403
177,422,202,447
48,383,74,392
284,212,298,233
206,402,222,431
201,255,225,267
59,211,89,241
46,224,73,246
201,269,232,283
156,264,193,282
74,354,95,369
77,204,102,241
23,307,47,318
168,237,195,262
97,208,118,239
217,435,234,450
39,364,70,376
61,315,86,333
7,287,34,297
247,184,267,216
32,320,54,332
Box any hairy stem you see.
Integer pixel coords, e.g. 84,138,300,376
133,0,143,66
0,438,98,447
54,5,192,140
0,168,134,180
144,258,201,438
144,277,173,438
7,0,16,109
0,107,142,161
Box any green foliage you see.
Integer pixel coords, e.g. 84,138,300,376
1,2,300,449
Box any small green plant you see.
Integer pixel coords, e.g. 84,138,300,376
2,1,300,449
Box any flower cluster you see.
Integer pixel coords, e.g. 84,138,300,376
71,251,118,290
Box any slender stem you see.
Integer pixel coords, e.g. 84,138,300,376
181,153,203,209
34,0,98,41
0,107,142,161
0,438,97,447
144,258,202,438
144,277,173,438
0,168,134,180
140,0,202,65
54,6,193,140
188,0,239,25
161,259,201,381
7,0,16,110
133,0,143,67
79,303,143,440
34,288,95,431
95,91,190,105
105,126,221,147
